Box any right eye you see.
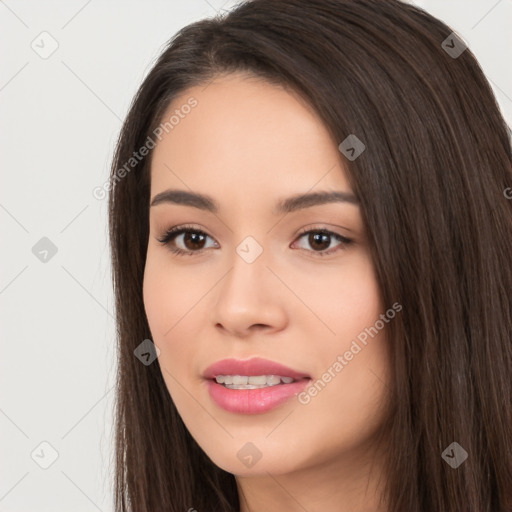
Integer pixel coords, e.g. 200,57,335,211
157,224,218,256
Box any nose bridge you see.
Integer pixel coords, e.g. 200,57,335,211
234,234,265,266
222,233,268,301
211,232,286,333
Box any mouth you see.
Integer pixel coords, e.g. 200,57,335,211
202,357,312,414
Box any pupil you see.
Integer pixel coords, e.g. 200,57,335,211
184,232,205,250
310,233,330,251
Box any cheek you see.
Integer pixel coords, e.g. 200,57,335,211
142,250,200,339
142,250,214,387
293,255,390,432
143,259,170,339
287,252,383,347
335,267,383,344
312,329,391,446
142,257,194,406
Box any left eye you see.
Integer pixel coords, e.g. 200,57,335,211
292,228,352,256
157,225,352,257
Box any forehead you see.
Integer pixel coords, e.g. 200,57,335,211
150,73,351,204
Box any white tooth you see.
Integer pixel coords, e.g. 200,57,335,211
266,375,281,386
226,384,266,390
232,375,248,385
218,374,296,388
248,375,268,385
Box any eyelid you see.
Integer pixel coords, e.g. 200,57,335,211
294,224,352,240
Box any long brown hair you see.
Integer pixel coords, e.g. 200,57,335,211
108,0,512,510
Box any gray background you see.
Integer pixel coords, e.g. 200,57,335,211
1,0,510,510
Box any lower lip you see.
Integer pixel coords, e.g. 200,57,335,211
206,379,311,414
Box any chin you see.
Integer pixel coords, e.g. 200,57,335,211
200,439,307,477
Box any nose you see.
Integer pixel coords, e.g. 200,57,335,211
210,247,288,339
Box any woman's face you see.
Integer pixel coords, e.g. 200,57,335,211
143,72,392,477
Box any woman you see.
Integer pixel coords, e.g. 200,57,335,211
108,0,512,510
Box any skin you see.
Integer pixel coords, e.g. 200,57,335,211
143,72,392,512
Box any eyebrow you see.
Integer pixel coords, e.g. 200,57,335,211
150,189,358,214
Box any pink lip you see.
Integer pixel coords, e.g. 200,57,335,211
202,357,310,380
203,357,311,414
206,379,311,414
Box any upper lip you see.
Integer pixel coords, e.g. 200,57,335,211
202,357,311,380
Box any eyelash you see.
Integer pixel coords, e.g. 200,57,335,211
157,224,353,258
